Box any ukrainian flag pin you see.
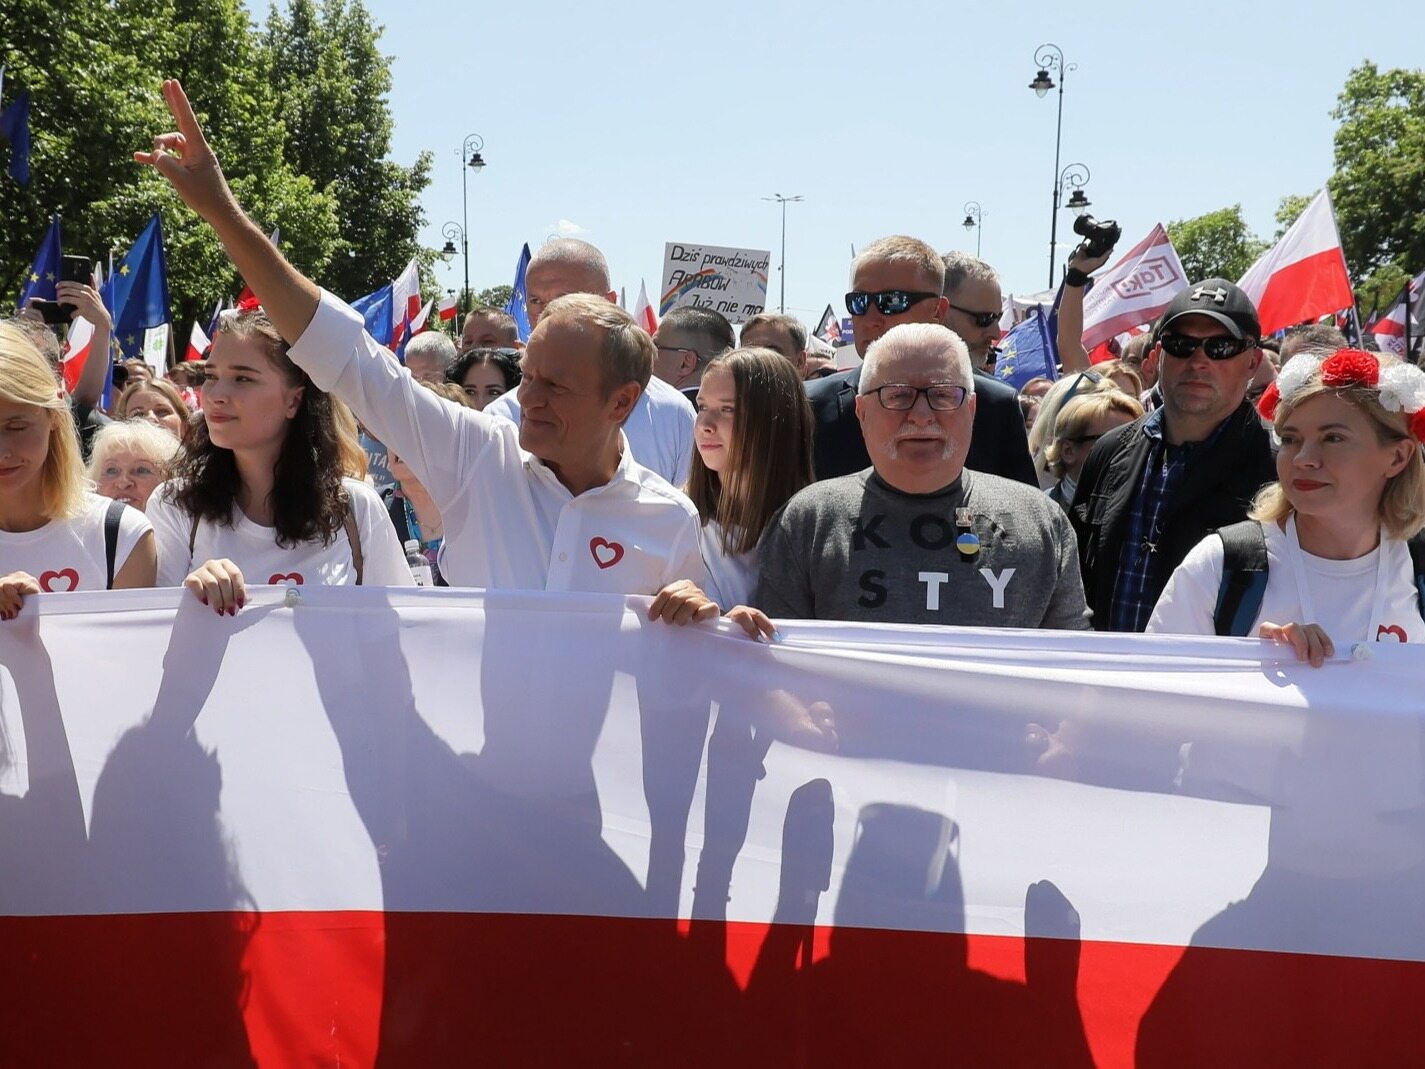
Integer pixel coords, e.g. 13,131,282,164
956,532,981,556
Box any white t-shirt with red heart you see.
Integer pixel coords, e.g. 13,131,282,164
146,477,413,590
0,492,152,592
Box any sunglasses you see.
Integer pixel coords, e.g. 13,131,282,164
866,383,969,412
845,290,940,317
947,303,1001,329
1158,332,1254,361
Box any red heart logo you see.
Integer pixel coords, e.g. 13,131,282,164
268,572,304,586
589,538,624,570
39,568,79,593
1377,624,1408,643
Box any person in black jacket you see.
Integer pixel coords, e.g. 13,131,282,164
1069,279,1277,631
806,237,1036,485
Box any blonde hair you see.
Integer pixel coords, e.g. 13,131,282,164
852,236,946,293
330,398,368,480
1028,372,1119,477
1044,390,1145,478
539,293,654,395
0,321,88,520
418,379,474,408
1095,359,1144,398
1250,357,1425,540
86,419,183,483
116,377,192,442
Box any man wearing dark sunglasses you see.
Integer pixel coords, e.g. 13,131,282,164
1069,279,1277,632
941,252,1005,374
805,236,1036,486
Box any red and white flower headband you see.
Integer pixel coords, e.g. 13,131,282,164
1256,348,1425,443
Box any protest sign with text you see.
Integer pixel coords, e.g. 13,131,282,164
660,242,770,324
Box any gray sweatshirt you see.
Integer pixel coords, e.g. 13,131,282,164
754,468,1091,629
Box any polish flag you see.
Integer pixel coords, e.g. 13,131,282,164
59,315,97,394
632,279,657,333
437,294,458,323
1237,188,1355,335
184,320,212,363
388,259,422,350
1080,223,1188,350
407,298,434,337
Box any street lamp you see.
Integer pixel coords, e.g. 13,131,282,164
962,201,983,258
762,193,804,314
457,133,485,313
1060,163,1091,218
441,221,466,308
1029,43,1077,288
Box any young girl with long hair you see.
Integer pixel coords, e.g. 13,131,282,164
145,309,411,612
0,322,156,617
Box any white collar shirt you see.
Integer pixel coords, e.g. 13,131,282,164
288,291,710,594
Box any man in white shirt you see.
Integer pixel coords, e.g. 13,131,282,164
485,239,696,485
136,81,712,605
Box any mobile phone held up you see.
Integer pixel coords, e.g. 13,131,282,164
31,256,95,324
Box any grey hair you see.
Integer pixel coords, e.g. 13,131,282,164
941,251,1000,299
850,236,945,293
404,330,458,371
86,418,183,481
859,324,974,395
529,238,612,291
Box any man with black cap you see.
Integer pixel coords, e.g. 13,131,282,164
1069,279,1277,632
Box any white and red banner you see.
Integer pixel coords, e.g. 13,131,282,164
437,293,458,323
633,278,657,333
184,319,211,363
1238,188,1355,335
388,258,422,351
3,588,1425,1065
1373,270,1424,355
1080,223,1188,350
59,315,96,393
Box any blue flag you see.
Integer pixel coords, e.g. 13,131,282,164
505,243,532,342
109,215,172,361
994,308,1058,392
0,90,31,186
18,215,60,310
352,284,394,348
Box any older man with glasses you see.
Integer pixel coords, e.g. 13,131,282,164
804,236,1037,486
1069,279,1277,631
752,323,1089,628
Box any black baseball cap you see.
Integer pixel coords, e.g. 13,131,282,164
1154,279,1261,342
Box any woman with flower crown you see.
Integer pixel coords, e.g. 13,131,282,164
1148,348,1425,664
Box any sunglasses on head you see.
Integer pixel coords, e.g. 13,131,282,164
845,290,940,317
947,303,1000,329
1158,331,1254,361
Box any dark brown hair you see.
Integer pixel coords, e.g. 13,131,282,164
170,310,348,547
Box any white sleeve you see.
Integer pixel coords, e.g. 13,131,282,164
145,484,195,588
661,512,712,594
344,479,415,588
112,501,154,576
1146,535,1225,636
287,290,498,506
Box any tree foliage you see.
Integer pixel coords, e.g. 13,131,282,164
1166,206,1267,283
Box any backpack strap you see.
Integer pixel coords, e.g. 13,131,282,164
103,498,126,590
1213,521,1270,637
342,505,364,587
1408,533,1425,625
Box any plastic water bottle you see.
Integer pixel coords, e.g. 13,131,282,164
405,539,433,587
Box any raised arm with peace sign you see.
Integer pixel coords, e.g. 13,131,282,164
136,78,320,343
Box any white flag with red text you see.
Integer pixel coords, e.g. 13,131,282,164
1080,224,1188,350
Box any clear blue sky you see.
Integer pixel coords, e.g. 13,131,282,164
346,0,1419,323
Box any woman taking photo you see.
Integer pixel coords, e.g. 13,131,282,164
146,308,412,612
684,346,814,607
0,323,156,616
1149,349,1425,663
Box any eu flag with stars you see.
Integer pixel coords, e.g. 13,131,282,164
993,307,1058,392
18,215,60,310
505,243,531,342
109,215,172,360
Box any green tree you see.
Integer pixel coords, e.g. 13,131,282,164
262,0,433,301
474,285,513,309
1274,193,1313,240
1166,206,1267,282
1328,62,1425,283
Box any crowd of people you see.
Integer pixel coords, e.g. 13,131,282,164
2,77,1422,665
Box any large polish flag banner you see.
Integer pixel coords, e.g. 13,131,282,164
3,588,1425,1066
1238,188,1356,334
1079,223,1187,350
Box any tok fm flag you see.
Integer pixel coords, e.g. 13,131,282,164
0,65,31,186
109,214,172,361
505,243,532,342
437,293,458,323
993,307,1057,391
1079,223,1188,350
1372,270,1424,356
632,279,657,333
1238,188,1354,335
18,214,60,310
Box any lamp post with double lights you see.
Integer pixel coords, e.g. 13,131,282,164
440,221,466,314
456,133,486,313
762,193,804,313
1029,43,1077,289
961,201,983,258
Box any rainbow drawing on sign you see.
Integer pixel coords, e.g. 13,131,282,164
660,270,719,314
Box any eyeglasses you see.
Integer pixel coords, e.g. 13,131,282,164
656,345,700,359
462,346,520,358
1061,370,1104,405
947,304,1000,329
865,383,969,411
1158,332,1254,361
845,290,941,317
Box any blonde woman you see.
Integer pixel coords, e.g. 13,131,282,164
1149,349,1425,663
0,323,156,617
1026,371,1114,488
115,376,192,442
1042,390,1144,510
87,419,183,512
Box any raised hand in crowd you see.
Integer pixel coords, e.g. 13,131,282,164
56,278,113,409
1054,242,1115,374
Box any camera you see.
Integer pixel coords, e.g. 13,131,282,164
1072,215,1122,259
111,362,129,391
